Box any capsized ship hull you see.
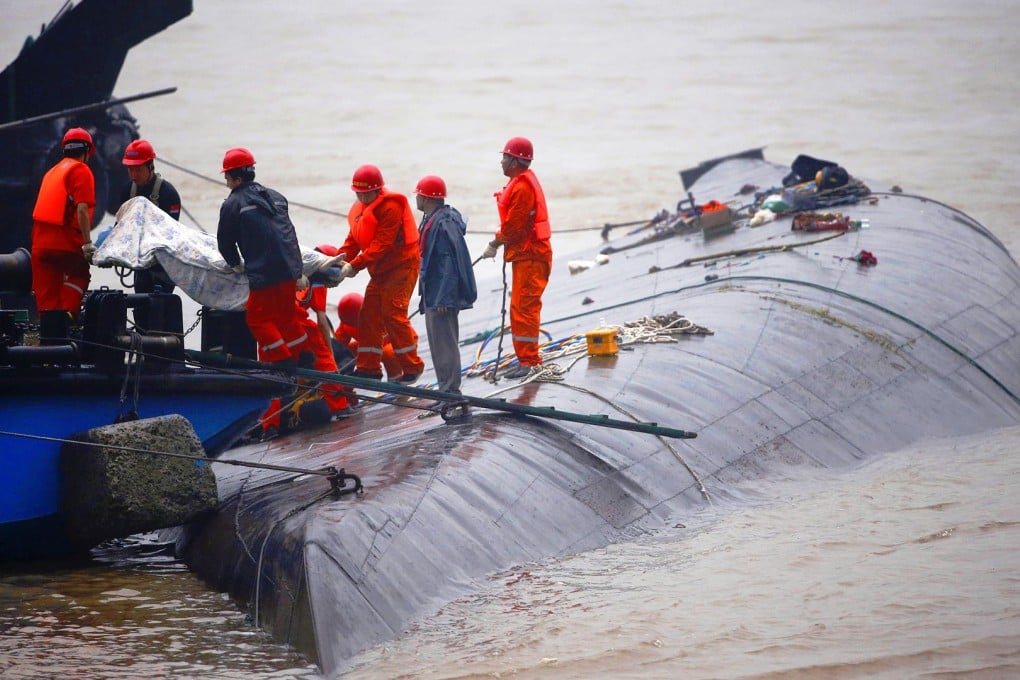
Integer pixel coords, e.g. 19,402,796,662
177,153,1020,675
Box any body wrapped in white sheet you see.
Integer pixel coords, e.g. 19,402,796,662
95,197,343,311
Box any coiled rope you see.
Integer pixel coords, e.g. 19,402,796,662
478,313,714,501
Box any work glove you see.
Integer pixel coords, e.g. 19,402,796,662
319,253,346,270
481,241,499,259
339,262,356,280
297,274,310,291
231,263,245,274
82,242,97,263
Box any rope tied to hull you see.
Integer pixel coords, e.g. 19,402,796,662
0,429,359,490
473,311,713,499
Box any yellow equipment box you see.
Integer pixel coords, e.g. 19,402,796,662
585,328,619,356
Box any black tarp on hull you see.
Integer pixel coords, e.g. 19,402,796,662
178,154,1020,675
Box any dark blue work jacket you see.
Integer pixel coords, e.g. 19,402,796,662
417,205,477,313
217,181,303,290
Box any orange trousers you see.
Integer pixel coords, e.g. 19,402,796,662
301,315,349,411
262,310,350,431
509,259,550,366
247,280,310,363
356,266,424,377
31,248,90,316
337,335,402,379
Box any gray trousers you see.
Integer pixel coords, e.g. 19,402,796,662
424,309,462,394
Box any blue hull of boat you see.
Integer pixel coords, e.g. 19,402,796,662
0,388,269,561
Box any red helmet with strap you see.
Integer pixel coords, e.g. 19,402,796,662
414,175,446,199
501,136,533,161
338,292,363,326
221,147,256,173
122,139,156,166
351,164,384,193
62,127,95,158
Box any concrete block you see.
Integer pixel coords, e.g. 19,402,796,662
61,414,217,551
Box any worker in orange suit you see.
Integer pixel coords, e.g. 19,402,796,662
336,164,425,383
260,274,352,435
30,127,97,321
295,244,351,410
332,291,402,379
297,244,342,349
480,136,552,379
296,288,349,405
259,273,354,434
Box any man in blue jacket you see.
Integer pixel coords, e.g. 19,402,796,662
414,175,477,395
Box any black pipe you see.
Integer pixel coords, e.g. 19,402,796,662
0,248,32,294
2,343,79,367
114,334,182,354
0,88,178,133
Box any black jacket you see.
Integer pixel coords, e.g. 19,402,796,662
120,174,182,221
217,181,302,290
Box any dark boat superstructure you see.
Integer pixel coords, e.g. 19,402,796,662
0,0,192,254
172,152,1020,676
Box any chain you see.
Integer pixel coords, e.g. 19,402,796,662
183,307,204,337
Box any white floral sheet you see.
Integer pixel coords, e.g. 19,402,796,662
94,197,342,311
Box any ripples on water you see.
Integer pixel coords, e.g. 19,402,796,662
344,426,1020,679
0,536,318,680
4,429,1018,678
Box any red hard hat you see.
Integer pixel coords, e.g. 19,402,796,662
62,127,95,158
414,175,446,199
351,164,384,193
221,147,256,173
122,139,156,166
338,292,363,326
501,136,533,161
315,244,339,257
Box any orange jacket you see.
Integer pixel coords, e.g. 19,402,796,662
31,158,95,251
341,189,419,277
495,169,551,262
296,285,327,312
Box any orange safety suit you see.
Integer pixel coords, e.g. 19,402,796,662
261,291,350,432
245,279,310,363
30,157,95,315
295,287,349,411
338,189,424,378
494,169,552,366
333,321,402,379
296,284,334,348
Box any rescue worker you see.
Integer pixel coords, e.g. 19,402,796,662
293,242,353,415
414,175,477,395
480,136,552,379
332,291,402,379
297,244,341,350
216,147,311,371
119,138,182,294
336,164,425,383
259,277,354,436
30,127,97,321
